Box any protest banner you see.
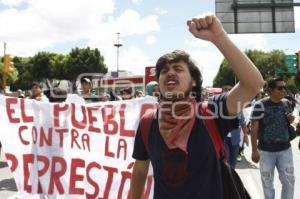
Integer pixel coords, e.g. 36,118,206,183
0,95,157,199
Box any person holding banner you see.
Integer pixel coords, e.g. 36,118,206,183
131,14,264,199
79,77,99,103
29,82,49,102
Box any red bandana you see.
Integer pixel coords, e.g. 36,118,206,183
158,98,196,153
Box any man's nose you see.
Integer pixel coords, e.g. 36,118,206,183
166,68,176,77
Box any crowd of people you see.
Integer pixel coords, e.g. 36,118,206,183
0,14,299,199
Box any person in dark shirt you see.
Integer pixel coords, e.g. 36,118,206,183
251,77,295,199
131,14,264,199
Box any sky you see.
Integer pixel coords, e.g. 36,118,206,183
1,0,300,86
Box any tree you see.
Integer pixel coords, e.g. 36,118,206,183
11,56,34,90
64,47,108,81
213,50,288,88
29,52,58,81
10,47,108,91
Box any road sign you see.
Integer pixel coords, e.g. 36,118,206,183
276,54,297,74
216,0,296,34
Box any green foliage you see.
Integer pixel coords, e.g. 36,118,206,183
64,47,108,80
213,49,298,93
9,47,108,90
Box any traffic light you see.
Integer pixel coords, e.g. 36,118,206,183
297,51,300,70
2,54,14,88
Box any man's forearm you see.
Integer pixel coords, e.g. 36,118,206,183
251,129,258,152
131,171,148,199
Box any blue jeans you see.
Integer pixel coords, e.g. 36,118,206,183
224,137,240,168
259,148,295,199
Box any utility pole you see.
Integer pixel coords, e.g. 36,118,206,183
3,42,6,56
114,33,123,78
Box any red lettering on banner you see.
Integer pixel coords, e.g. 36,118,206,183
53,104,69,127
71,129,90,151
71,129,81,150
102,105,118,135
104,136,114,158
32,126,37,144
23,154,34,193
87,107,101,133
119,104,134,137
18,126,30,145
39,127,52,147
48,156,67,194
4,153,154,196
5,153,18,172
6,98,20,123
105,137,128,160
37,155,50,193
55,128,69,147
20,99,33,122
69,158,85,195
86,162,101,199
99,166,118,199
117,138,127,160
118,162,134,199
82,134,90,152
118,170,131,199
71,104,87,129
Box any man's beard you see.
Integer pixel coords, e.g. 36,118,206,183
161,87,194,102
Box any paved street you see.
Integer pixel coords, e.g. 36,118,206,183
236,138,300,199
1,139,299,199
0,152,17,199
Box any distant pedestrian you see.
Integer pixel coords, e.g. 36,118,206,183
251,77,295,199
29,82,49,102
145,81,159,97
79,77,99,103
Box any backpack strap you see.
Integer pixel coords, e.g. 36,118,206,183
200,101,225,160
140,110,156,153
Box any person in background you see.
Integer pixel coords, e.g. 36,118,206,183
17,89,25,98
251,77,295,199
135,90,144,98
30,82,49,102
99,93,111,102
222,85,249,167
145,81,159,97
121,87,134,100
79,77,99,103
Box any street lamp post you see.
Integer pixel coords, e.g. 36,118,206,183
114,33,123,77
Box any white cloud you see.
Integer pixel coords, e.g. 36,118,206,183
86,9,159,72
229,34,268,51
1,0,25,6
145,35,157,45
155,7,168,15
119,46,151,75
1,0,115,55
108,9,160,36
131,0,142,5
184,34,268,87
1,0,160,74
184,40,223,87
